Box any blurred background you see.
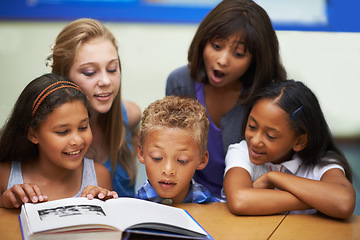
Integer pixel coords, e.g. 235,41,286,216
0,0,359,214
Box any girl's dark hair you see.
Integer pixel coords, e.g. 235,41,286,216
0,73,88,163
188,0,287,105
242,80,352,181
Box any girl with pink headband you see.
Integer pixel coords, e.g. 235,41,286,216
0,74,118,208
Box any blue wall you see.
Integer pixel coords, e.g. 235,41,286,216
0,0,359,32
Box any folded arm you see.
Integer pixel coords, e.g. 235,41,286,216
255,168,355,219
224,167,355,219
223,167,310,216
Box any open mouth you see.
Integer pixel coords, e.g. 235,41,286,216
214,70,225,78
252,148,263,154
95,93,111,97
158,180,176,189
212,70,225,83
159,181,176,185
64,150,81,155
250,147,265,158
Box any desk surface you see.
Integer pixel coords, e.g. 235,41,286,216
1,202,360,240
0,208,21,240
271,213,360,240
174,202,286,240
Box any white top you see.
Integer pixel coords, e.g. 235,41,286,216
223,140,345,214
224,140,345,182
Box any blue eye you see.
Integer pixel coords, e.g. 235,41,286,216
177,160,187,164
152,157,162,161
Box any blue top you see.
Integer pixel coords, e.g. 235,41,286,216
136,179,220,204
7,158,97,198
103,102,135,197
194,82,225,199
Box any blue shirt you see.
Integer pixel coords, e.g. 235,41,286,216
136,179,220,204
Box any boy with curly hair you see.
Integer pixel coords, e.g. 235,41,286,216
136,96,219,204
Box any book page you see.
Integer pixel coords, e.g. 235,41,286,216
104,198,208,236
22,197,119,234
22,197,209,238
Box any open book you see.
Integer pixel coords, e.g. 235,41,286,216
19,197,212,240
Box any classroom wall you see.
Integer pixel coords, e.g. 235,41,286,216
1,21,360,196
1,21,360,137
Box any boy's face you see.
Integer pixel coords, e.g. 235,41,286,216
138,128,208,203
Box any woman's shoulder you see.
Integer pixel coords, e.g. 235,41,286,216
166,65,196,97
92,160,113,189
92,160,110,174
167,65,190,79
122,100,141,130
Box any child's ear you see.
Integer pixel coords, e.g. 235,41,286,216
196,150,209,170
137,145,145,164
293,134,307,152
27,127,39,144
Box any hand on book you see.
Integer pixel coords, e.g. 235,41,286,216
80,185,118,201
0,183,48,209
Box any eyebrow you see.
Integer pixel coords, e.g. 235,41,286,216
78,58,119,67
108,58,119,64
232,40,245,49
248,116,280,133
215,38,245,46
53,118,89,129
267,127,280,133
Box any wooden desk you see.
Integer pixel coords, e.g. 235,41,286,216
1,203,359,240
270,213,360,240
175,202,286,240
0,203,286,240
0,208,21,240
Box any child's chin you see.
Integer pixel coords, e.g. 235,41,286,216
158,191,176,201
249,157,265,165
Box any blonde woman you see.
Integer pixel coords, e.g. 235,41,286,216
51,18,140,197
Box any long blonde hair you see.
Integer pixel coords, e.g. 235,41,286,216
51,18,136,184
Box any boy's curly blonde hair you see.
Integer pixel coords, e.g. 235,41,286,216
140,96,209,155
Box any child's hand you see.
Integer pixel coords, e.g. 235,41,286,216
0,184,48,208
81,185,118,201
252,172,275,189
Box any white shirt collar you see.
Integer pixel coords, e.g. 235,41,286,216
265,154,302,174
